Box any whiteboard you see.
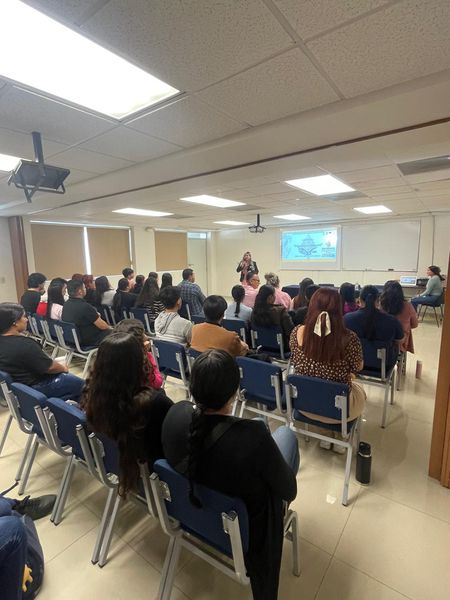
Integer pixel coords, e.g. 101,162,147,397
342,221,420,271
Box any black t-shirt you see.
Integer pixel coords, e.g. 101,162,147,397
20,290,42,314
62,298,109,347
0,335,52,385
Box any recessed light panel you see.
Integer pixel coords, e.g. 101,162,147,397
214,220,250,226
0,152,21,171
113,208,173,217
273,214,311,221
0,0,179,119
286,174,355,195
180,195,245,208
353,205,392,215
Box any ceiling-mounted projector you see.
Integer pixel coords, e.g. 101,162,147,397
248,213,266,233
8,131,70,203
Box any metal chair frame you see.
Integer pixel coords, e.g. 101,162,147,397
54,322,97,378
222,318,247,342
356,347,396,428
417,293,444,327
250,326,289,362
0,374,14,456
151,340,190,397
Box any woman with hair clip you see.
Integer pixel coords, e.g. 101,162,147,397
411,265,445,312
251,284,294,350
81,332,172,496
381,281,418,353
224,284,252,324
162,349,299,600
290,287,366,449
345,285,404,370
290,277,314,310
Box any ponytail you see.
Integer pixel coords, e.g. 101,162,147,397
234,299,241,318
360,285,380,340
187,405,207,508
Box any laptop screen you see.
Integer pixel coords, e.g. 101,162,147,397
400,276,417,286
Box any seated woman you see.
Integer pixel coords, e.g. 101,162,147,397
44,277,67,321
289,287,366,430
82,274,96,305
162,349,298,600
224,284,252,324
251,285,294,350
292,284,320,326
290,277,314,310
411,265,445,312
339,282,359,315
381,281,418,353
160,272,173,291
81,332,173,496
344,285,404,371
132,274,145,296
135,276,165,323
94,276,115,307
264,272,291,309
112,278,137,322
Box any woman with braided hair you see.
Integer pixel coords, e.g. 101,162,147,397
161,349,299,600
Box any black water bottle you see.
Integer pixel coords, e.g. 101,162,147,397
356,442,372,484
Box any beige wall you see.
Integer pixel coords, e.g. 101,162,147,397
0,218,17,302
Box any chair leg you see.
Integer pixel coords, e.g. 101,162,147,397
98,494,122,567
390,373,395,405
304,423,310,443
381,382,390,428
92,487,116,565
157,536,182,600
342,444,352,506
421,306,428,322
18,436,39,495
15,434,35,482
289,511,301,577
0,414,13,456
433,308,440,328
52,455,76,525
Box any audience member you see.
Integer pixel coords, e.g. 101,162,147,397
112,278,137,321
81,332,173,496
82,275,96,305
135,276,165,323
62,279,111,347
242,271,260,308
148,271,158,281
411,265,445,312
179,268,206,316
289,288,366,435
132,274,145,296
94,275,115,307
291,277,314,310
236,251,258,283
35,276,66,317
20,273,46,314
264,272,291,309
191,295,248,356
251,285,294,350
345,285,404,370
154,286,193,345
71,273,83,281
162,349,298,600
45,278,67,320
224,284,252,324
122,267,134,281
381,281,418,353
0,303,84,401
114,319,163,390
340,282,359,315
292,284,320,326
160,272,173,291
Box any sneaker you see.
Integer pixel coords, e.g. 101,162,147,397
14,495,56,520
319,440,332,450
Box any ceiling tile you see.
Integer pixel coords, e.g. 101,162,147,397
0,126,68,159
49,147,134,174
82,0,292,91
22,0,98,24
336,165,402,183
274,0,388,40
64,168,99,185
0,86,115,145
79,126,181,162
127,96,247,147
199,48,339,125
307,0,450,97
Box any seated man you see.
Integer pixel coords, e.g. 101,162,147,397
242,271,260,308
191,295,248,357
20,273,47,314
0,303,84,401
178,268,206,317
154,285,193,345
62,279,111,347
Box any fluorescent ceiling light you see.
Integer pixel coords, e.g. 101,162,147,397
214,220,250,226
0,0,179,119
0,152,21,171
113,208,173,217
286,174,355,195
273,214,311,221
181,195,245,208
353,205,392,215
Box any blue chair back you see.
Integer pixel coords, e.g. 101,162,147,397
94,432,120,476
33,314,45,333
10,383,48,436
45,397,87,459
0,370,12,403
191,315,205,325
360,339,396,374
178,299,190,320
236,357,282,409
222,319,247,340
287,374,350,422
129,307,152,332
58,320,78,348
153,459,249,556
251,325,288,358
187,348,202,362
46,318,59,341
152,339,188,375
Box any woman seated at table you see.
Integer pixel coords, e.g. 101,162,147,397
381,281,418,353
161,349,298,600
289,287,366,432
290,277,314,310
251,285,294,350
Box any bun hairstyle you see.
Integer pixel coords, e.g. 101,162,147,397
359,285,380,340
231,285,245,318
264,272,280,289
429,265,445,281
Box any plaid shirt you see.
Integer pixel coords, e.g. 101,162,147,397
178,280,206,316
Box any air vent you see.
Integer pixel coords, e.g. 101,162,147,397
321,191,367,202
397,155,450,176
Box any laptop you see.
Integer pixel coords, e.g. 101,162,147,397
399,276,417,287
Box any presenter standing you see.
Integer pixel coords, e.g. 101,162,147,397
236,251,258,283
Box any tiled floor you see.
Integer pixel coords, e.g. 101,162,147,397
1,316,448,600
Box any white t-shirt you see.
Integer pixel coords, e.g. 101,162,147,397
50,303,63,321
224,302,252,323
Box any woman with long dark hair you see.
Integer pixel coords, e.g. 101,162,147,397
161,349,298,600
251,284,294,349
94,276,115,307
160,272,173,291
291,277,314,310
81,332,172,496
411,265,445,312
82,274,96,305
45,278,67,320
224,284,252,323
135,276,165,322
381,281,418,353
112,278,137,321
132,274,145,296
339,282,359,315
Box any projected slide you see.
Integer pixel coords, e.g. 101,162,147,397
282,229,338,262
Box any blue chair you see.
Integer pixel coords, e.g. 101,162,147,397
128,307,153,334
39,317,61,358
151,339,190,396
98,305,116,326
191,314,205,325
222,318,247,342
27,314,45,345
285,375,360,506
250,324,290,361
417,292,445,327
54,321,97,378
236,357,287,423
357,340,397,428
151,459,300,599
0,370,14,456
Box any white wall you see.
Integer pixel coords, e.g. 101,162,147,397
0,218,17,302
210,215,447,297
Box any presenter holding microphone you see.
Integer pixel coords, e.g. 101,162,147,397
236,251,258,282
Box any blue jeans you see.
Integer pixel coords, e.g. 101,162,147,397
33,373,84,401
411,295,438,312
272,426,300,475
0,497,27,600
